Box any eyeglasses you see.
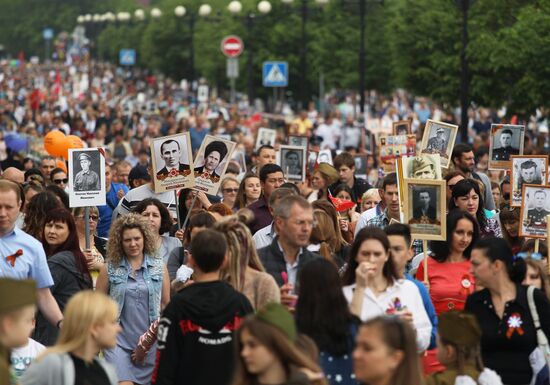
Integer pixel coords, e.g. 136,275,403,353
223,188,239,193
75,215,100,221
515,252,543,261
53,178,68,185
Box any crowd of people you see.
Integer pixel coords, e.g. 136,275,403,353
1,59,550,385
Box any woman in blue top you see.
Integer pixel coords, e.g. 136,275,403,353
97,214,170,385
295,259,360,385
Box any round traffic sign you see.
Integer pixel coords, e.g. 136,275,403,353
221,35,244,58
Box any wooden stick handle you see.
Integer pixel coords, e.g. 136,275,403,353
423,240,429,290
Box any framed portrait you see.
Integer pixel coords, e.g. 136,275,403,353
193,135,237,195
288,135,308,148
354,155,368,180
510,155,548,207
379,134,417,172
317,149,333,165
488,124,525,170
255,127,277,150
403,179,446,241
362,129,374,155
419,120,458,169
278,145,306,182
68,148,106,208
150,133,195,193
392,120,411,136
519,184,550,238
402,154,442,180
231,149,247,175
307,151,318,177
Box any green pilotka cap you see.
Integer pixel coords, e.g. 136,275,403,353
0,279,37,314
438,310,481,347
256,302,297,342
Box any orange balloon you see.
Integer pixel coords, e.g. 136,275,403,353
44,130,66,157
56,159,67,173
61,135,84,160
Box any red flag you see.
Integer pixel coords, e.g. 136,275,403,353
328,193,356,212
53,71,61,96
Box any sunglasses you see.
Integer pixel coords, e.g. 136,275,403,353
515,252,543,261
53,178,68,185
76,215,100,221
223,188,239,193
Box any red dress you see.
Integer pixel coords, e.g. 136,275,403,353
416,256,475,374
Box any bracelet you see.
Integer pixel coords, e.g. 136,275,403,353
56,319,63,329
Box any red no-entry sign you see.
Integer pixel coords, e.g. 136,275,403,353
221,35,244,58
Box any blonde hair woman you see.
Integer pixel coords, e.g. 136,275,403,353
96,214,170,385
215,215,280,309
21,291,120,385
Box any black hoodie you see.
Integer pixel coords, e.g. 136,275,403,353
152,280,253,385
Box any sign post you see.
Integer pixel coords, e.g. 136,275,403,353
43,28,54,62
119,49,136,66
263,61,289,112
221,36,244,104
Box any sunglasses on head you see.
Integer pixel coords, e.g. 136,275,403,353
53,178,68,185
515,252,543,261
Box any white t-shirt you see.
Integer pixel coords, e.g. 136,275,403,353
342,279,431,352
11,338,46,378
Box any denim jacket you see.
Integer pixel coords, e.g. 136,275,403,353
107,254,163,324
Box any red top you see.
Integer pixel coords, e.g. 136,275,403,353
416,256,475,316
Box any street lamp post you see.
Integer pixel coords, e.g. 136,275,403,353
457,0,473,143
227,0,272,104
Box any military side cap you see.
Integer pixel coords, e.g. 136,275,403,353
436,127,445,133
0,279,36,314
317,162,339,185
256,302,297,342
78,153,91,161
439,310,481,347
412,157,433,172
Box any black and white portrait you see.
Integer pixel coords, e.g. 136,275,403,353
194,135,237,194
402,154,442,180
151,133,195,193
420,120,458,168
520,185,550,238
307,151,318,176
489,124,525,169
511,156,548,207
404,179,446,240
288,135,308,148
255,127,276,150
317,149,333,165
354,155,368,179
279,145,306,182
68,148,106,208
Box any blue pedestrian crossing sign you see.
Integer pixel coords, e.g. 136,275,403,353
119,49,136,66
263,62,288,87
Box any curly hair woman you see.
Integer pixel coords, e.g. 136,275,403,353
96,214,170,385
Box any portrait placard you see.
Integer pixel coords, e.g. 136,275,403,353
403,179,446,241
317,149,333,165
402,154,442,180
68,148,106,208
379,135,416,172
231,149,247,175
255,127,277,150
362,129,374,155
288,135,308,148
488,124,525,170
354,155,368,180
193,135,237,195
150,133,195,193
510,155,548,207
278,145,306,182
307,151,318,177
519,184,550,238
419,120,458,169
392,120,411,136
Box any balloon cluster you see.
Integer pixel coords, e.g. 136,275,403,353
44,130,84,160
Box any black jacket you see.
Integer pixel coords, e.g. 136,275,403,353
33,251,92,346
152,281,253,385
257,237,321,286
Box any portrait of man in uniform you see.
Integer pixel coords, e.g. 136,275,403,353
411,157,436,180
425,127,447,155
527,190,549,225
492,128,520,161
420,120,458,168
73,152,100,191
413,189,437,222
489,124,525,170
156,139,190,177
511,156,548,207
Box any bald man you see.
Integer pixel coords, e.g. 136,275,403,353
2,167,24,184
